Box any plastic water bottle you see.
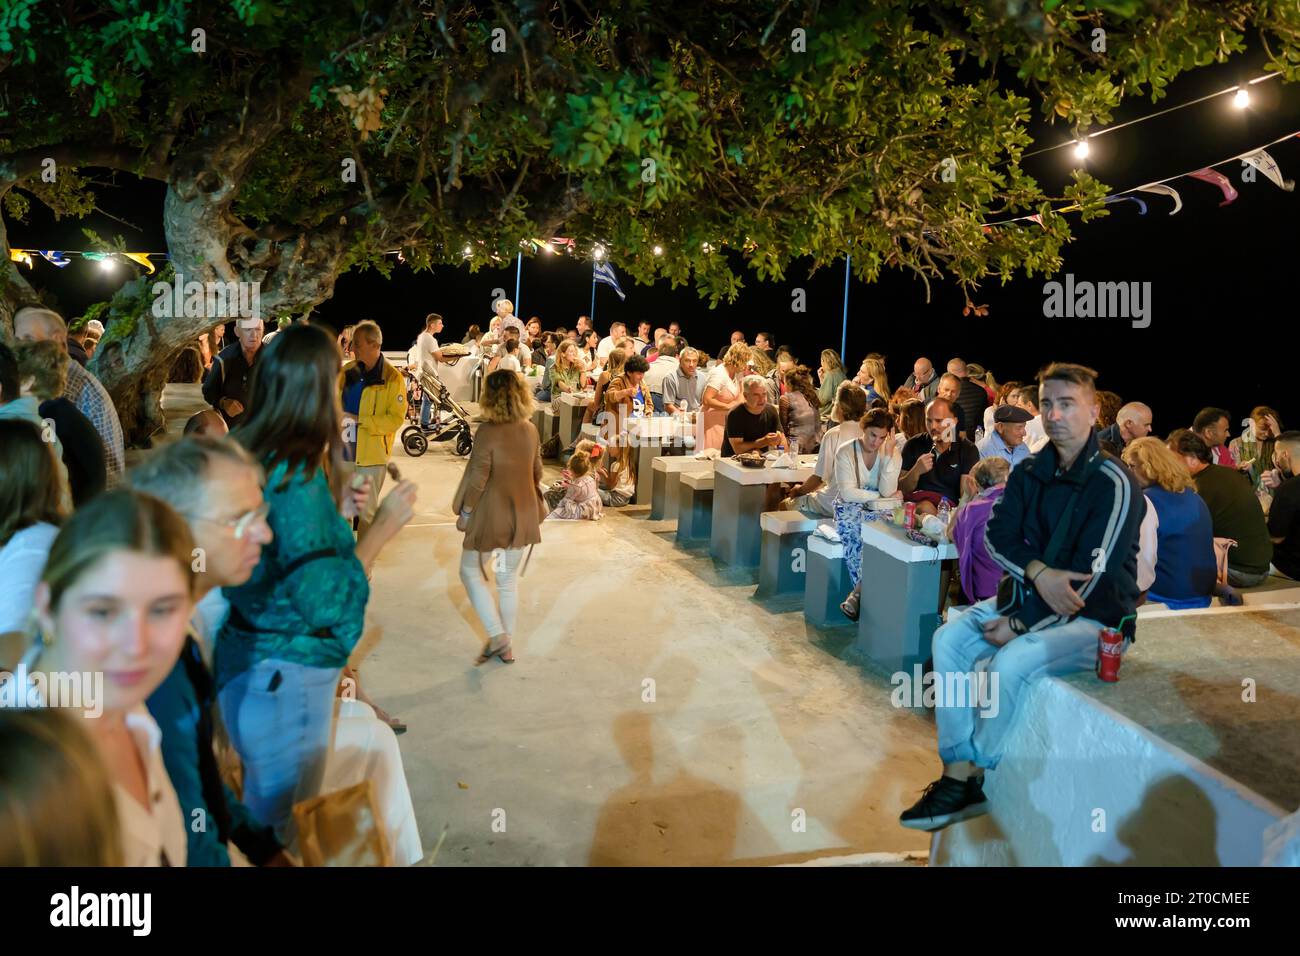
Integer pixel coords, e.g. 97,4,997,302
938,498,952,523
974,426,984,444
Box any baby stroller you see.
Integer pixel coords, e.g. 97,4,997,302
400,366,474,457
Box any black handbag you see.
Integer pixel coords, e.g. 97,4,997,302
995,452,1103,617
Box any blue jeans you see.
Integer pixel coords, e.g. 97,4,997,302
419,392,433,428
217,659,342,842
931,598,1114,770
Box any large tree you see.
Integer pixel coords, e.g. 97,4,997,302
2,1,1298,441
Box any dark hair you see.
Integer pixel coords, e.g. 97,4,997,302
624,354,650,375
898,400,926,439
233,323,343,482
868,397,888,411
835,381,867,421
785,365,819,412
425,312,443,329
1037,363,1097,395
504,338,519,354
1017,384,1040,409
1167,428,1212,464
674,335,688,354
862,408,894,432
583,330,599,347
0,419,65,547
756,331,773,345
1097,390,1123,429
1193,407,1230,432
0,341,18,402
463,324,481,343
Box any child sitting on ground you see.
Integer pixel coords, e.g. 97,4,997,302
546,441,604,520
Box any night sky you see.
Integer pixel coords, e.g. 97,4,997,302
10,42,1299,436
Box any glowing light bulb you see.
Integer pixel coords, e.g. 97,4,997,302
462,245,473,256
98,257,116,272
1233,87,1250,109
701,242,713,254
653,245,664,256
593,245,606,260
1072,139,1090,160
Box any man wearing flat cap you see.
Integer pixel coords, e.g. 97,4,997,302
977,404,1034,469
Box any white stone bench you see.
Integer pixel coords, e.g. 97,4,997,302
929,605,1300,866
539,407,558,440
651,456,715,522
803,529,853,628
757,510,821,599
676,471,715,544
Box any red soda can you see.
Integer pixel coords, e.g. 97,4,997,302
903,502,916,528
1097,626,1124,682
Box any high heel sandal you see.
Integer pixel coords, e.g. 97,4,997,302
474,637,516,665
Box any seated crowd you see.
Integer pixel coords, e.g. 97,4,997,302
3,301,1298,861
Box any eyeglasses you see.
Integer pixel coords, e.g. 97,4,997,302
183,502,271,540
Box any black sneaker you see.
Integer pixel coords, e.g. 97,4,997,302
899,775,990,831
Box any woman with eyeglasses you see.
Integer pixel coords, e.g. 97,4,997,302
218,323,418,842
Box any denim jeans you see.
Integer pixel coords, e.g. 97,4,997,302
419,392,433,428
931,598,1114,770
217,658,342,842
1226,566,1270,588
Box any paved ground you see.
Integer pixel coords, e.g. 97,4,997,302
156,385,938,865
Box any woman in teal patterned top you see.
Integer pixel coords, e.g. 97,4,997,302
216,323,417,841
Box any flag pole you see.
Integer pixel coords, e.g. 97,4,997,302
514,252,522,314
840,254,850,362
590,267,597,326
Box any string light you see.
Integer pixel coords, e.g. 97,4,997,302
593,244,606,260
701,242,713,253
1072,139,1091,160
652,245,664,256
97,257,116,273
462,244,473,256
1233,87,1250,109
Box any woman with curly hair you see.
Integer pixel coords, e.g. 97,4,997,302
452,370,548,665
702,343,751,451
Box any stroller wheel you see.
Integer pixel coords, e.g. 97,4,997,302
403,427,429,457
455,432,473,457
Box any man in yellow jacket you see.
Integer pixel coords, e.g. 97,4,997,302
342,320,407,534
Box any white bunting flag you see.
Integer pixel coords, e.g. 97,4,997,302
1241,148,1295,192
1135,183,1183,215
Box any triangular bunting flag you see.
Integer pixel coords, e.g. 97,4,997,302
9,249,33,268
1187,169,1239,206
1103,195,1148,215
1136,184,1183,215
38,250,71,267
123,252,156,274
1240,149,1295,192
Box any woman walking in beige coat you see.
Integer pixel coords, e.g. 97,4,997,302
452,370,548,664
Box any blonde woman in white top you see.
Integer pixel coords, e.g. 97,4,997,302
782,391,900,518
27,489,194,867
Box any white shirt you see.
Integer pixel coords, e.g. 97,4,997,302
0,523,58,634
1027,414,1047,448
644,355,679,395
814,422,902,498
1137,497,1158,592
415,331,440,375
704,364,737,394
498,354,522,372
595,336,616,362
114,705,189,867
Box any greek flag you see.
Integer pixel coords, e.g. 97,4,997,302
593,260,626,301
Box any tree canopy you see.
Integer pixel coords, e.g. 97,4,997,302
2,0,1299,437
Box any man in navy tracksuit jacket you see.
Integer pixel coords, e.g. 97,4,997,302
901,362,1144,832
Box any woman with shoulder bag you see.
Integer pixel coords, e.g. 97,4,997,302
452,370,547,664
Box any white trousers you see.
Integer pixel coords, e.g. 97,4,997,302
459,548,525,640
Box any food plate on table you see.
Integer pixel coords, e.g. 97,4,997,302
735,452,766,468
